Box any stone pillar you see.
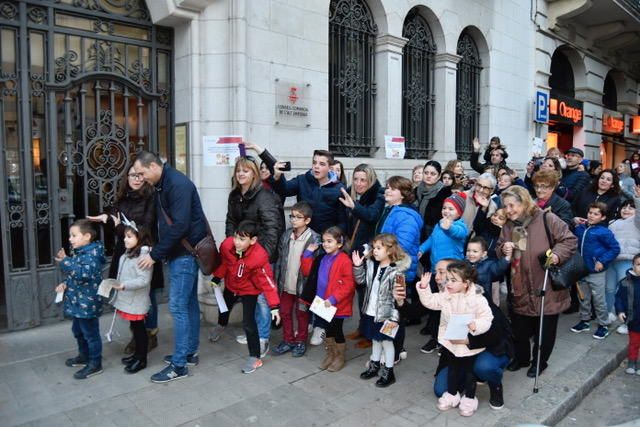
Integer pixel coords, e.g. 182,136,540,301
374,34,407,158
433,52,461,160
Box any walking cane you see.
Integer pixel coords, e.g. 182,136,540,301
533,251,552,393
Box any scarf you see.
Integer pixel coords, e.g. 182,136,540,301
509,213,534,296
415,181,444,217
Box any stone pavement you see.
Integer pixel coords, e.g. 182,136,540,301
0,301,628,427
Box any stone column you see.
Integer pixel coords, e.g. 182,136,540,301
433,52,461,160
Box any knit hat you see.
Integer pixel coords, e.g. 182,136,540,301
444,192,467,217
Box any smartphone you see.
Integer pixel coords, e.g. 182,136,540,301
395,273,406,287
281,161,292,171
238,143,247,157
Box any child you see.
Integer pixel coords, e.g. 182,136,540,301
615,253,640,374
353,234,410,387
272,201,319,357
55,219,106,380
466,236,512,305
418,193,468,271
209,220,281,374
571,202,621,339
473,208,508,260
300,226,355,372
112,224,153,374
416,261,493,417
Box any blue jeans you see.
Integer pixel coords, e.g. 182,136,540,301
168,255,200,367
72,317,102,365
145,288,160,330
256,293,271,340
434,351,509,397
605,260,631,313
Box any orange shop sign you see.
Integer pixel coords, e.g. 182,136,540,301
549,94,583,126
602,112,624,135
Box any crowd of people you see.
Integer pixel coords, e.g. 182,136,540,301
53,140,640,417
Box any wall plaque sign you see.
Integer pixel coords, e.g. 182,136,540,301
275,79,311,128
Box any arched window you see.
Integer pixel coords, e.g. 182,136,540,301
602,72,617,110
329,0,377,157
402,9,436,159
549,50,574,98
455,31,481,160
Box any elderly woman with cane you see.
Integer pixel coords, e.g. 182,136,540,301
496,186,577,378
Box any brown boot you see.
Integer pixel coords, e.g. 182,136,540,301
147,328,159,352
355,338,372,349
328,342,346,372
345,329,361,340
320,337,336,370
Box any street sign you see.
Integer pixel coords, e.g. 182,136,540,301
535,90,549,123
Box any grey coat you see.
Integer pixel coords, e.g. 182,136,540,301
274,227,320,296
353,254,410,323
113,246,152,315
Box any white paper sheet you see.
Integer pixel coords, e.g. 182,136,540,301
442,313,473,340
379,319,399,338
309,296,337,322
55,290,64,303
98,278,119,298
214,286,228,313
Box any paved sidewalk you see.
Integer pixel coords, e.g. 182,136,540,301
0,301,628,427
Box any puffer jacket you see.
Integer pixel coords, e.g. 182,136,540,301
345,180,385,253
353,253,411,323
418,218,468,271
60,241,106,319
571,188,621,219
378,204,423,282
416,282,493,358
300,251,355,317
608,200,640,261
212,237,280,308
113,246,152,315
615,270,640,332
575,223,620,273
226,184,285,263
274,227,319,295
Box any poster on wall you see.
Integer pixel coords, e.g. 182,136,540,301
203,135,243,167
384,136,406,159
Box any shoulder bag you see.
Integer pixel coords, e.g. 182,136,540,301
540,212,588,290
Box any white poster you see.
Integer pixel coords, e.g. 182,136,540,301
203,135,243,167
384,135,406,159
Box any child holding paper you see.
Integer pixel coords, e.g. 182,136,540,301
353,233,410,387
417,261,493,417
300,226,355,372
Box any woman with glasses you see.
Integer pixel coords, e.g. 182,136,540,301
531,170,573,227
462,173,498,236
86,163,164,355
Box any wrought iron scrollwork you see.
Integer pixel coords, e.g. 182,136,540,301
455,32,482,160
54,51,80,83
8,204,24,228
0,1,17,20
35,202,50,225
156,29,172,45
336,58,368,115
1,73,18,96
87,40,126,75
329,0,377,34
158,89,169,109
129,60,151,91
93,19,114,35
71,0,149,20
30,74,45,96
27,6,47,24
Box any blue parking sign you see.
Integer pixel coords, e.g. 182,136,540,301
535,91,549,123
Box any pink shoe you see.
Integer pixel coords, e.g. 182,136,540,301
437,392,461,411
459,396,479,417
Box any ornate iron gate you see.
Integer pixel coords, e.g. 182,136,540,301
455,31,481,161
0,0,172,330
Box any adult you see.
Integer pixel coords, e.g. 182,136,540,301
87,164,164,354
471,138,508,174
560,147,591,203
587,160,602,181
629,152,640,174
444,160,469,190
482,136,505,164
414,160,452,241
497,186,577,377
331,160,348,186
572,169,622,224
616,162,636,201
525,157,568,199
462,172,498,236
134,151,208,383
338,163,385,346
412,165,424,188
441,171,456,188
531,169,573,227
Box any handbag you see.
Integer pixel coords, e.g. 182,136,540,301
159,203,221,275
540,212,588,290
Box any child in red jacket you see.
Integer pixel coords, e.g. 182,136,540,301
300,226,355,372
209,220,281,374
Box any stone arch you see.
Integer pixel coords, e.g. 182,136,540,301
550,45,587,96
399,4,446,54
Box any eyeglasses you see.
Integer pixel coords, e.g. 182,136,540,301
534,184,552,191
128,174,143,181
475,183,493,192
289,214,306,220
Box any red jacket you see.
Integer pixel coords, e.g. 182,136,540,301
213,237,280,308
301,251,355,317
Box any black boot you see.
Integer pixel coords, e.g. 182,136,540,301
124,358,147,374
489,383,504,409
121,355,136,365
506,359,528,372
375,366,396,387
360,360,380,379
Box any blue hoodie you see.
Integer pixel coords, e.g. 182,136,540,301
419,218,468,271
574,223,620,273
379,204,423,282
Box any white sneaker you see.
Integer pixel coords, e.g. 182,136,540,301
617,324,629,335
310,327,326,346
500,282,508,295
260,339,269,358
607,312,617,324
236,335,247,344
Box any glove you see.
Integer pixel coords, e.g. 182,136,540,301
270,308,281,326
210,277,222,287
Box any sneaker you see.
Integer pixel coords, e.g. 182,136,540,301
489,383,504,410
310,327,325,346
570,321,590,333
625,361,637,375
260,339,270,358
163,353,199,366
208,325,225,342
272,341,294,355
420,338,438,354
617,324,629,335
236,335,247,344
65,355,87,367
291,342,307,357
150,363,188,383
241,356,263,374
607,312,617,324
73,363,103,380
500,282,508,295
593,325,609,340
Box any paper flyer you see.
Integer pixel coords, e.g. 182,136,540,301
203,135,244,167
55,290,64,304
379,319,399,338
384,135,406,159
309,296,337,322
442,313,473,340
214,286,228,313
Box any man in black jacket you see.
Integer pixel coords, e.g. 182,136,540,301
560,147,591,203
135,151,207,383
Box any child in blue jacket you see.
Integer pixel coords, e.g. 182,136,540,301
571,202,621,339
418,192,468,272
615,253,640,374
465,236,511,305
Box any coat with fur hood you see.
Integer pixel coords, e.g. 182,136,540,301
353,252,410,323
416,281,493,357
113,246,152,315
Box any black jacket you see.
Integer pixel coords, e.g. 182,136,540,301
416,186,452,240
345,180,385,253
226,184,285,263
571,188,621,219
152,164,208,262
470,151,506,174
561,168,591,203
538,193,573,228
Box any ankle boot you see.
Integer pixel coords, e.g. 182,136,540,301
360,360,380,379
147,328,159,352
124,358,147,374
320,338,336,370
328,342,346,372
375,366,395,387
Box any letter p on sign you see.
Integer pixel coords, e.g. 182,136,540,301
535,91,549,123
